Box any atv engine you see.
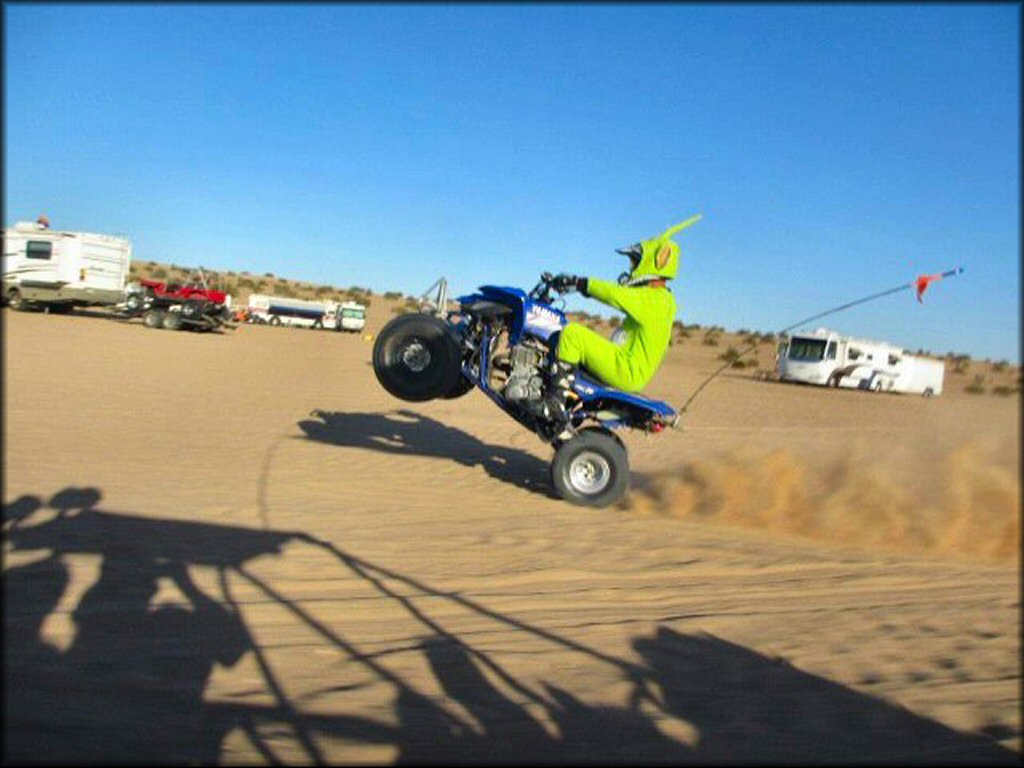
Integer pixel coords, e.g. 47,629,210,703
502,341,548,403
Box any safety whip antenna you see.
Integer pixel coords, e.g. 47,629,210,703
674,266,963,418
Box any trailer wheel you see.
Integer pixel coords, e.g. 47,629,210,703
163,311,183,331
143,309,166,329
923,387,934,398
312,319,323,330
7,288,28,311
269,316,282,327
550,429,629,508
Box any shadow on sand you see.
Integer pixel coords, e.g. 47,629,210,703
298,408,556,498
3,488,1018,764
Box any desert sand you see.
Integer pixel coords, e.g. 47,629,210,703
3,303,1020,764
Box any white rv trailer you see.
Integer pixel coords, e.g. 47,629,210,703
2,221,132,311
777,328,944,396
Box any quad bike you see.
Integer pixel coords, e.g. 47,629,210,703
372,274,678,507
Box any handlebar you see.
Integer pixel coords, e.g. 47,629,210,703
529,272,557,303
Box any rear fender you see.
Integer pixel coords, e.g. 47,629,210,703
571,374,677,429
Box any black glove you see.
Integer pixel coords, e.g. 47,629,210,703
551,273,588,295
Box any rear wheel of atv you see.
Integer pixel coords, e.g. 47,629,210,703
373,313,461,402
551,429,629,508
143,309,166,329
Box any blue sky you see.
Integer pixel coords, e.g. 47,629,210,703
4,3,1020,361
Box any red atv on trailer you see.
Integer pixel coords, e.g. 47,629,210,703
122,267,234,332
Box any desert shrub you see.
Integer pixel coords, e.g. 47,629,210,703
992,359,1009,373
952,355,971,374
151,267,168,279
718,346,740,363
992,385,1017,397
392,305,413,315
277,284,297,298
383,291,403,300
702,335,720,347
965,375,986,394
315,285,334,297
718,347,748,367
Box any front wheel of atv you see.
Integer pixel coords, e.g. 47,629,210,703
373,313,461,402
550,429,629,507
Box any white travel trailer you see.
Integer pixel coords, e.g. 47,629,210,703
2,220,132,311
777,327,944,396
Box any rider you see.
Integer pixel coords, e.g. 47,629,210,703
542,215,702,421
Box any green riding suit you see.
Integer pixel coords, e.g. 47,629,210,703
553,215,701,393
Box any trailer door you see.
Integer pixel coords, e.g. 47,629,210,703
78,237,130,292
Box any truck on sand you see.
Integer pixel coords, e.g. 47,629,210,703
247,294,366,332
332,301,366,333
777,327,944,396
2,219,131,312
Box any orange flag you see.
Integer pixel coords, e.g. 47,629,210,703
915,273,943,303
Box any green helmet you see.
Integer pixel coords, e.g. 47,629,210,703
616,214,702,285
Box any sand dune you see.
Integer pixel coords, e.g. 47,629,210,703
3,306,1020,763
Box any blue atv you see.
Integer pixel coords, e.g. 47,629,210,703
372,273,678,507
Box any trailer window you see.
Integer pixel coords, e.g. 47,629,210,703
888,354,901,366
787,337,827,361
826,341,837,360
341,308,364,319
26,241,52,260
848,347,862,361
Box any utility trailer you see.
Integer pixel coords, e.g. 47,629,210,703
2,218,131,312
121,267,234,332
776,327,944,396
